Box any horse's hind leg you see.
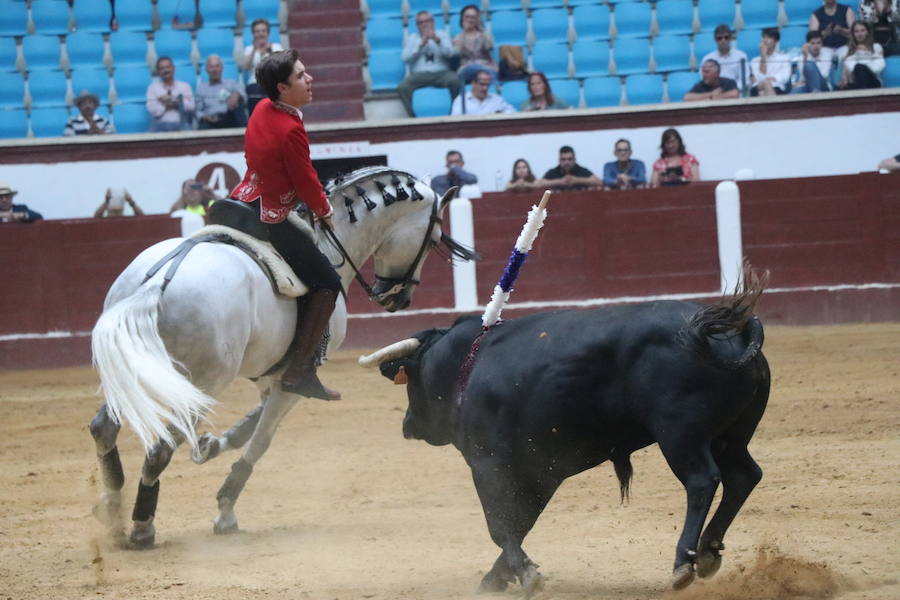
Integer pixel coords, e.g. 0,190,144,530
193,402,265,465
90,404,125,542
213,389,298,534
128,429,183,549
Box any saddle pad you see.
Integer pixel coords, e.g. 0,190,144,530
189,224,309,298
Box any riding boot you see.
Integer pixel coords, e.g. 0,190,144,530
280,288,341,400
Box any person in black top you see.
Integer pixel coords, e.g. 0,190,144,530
684,59,739,101
809,0,856,50
542,146,602,191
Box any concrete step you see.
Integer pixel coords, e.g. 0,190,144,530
296,44,364,66
289,9,361,29
312,80,365,102
294,0,359,10
304,100,365,122
289,27,363,49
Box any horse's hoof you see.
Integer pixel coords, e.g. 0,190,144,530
521,564,545,598
671,563,696,590
128,530,156,550
477,572,510,593
92,492,122,526
191,433,221,465
213,517,240,535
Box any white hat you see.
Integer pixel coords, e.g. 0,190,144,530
0,182,18,196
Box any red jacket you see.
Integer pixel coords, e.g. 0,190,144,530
230,98,332,223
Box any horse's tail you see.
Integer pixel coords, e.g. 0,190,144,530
92,283,215,454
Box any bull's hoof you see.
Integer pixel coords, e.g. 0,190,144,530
191,433,222,465
696,541,724,579
671,563,696,590
520,564,545,598
477,571,511,593
128,520,156,550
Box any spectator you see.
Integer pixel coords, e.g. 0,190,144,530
171,179,216,218
858,0,899,55
146,56,195,132
242,18,283,115
684,59,740,101
453,5,498,83
542,146,602,191
196,54,248,129
650,128,700,187
520,72,570,111
398,10,460,117
431,150,479,197
94,187,143,218
790,31,835,93
64,91,115,136
505,158,541,192
602,139,647,190
810,0,856,53
450,70,516,115
750,28,791,96
0,182,42,223
701,25,752,92
878,153,900,170
498,45,528,82
840,20,887,87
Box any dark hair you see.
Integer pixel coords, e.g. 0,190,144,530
806,30,823,42
156,55,173,70
446,150,462,160
256,48,301,101
559,145,575,155
660,128,686,158
702,58,721,70
509,158,535,183
251,18,270,33
713,24,732,37
527,71,556,106
459,4,481,28
614,138,631,151
762,27,780,42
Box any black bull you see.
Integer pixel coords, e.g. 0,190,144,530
370,278,770,596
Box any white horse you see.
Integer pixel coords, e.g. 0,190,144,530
89,167,473,547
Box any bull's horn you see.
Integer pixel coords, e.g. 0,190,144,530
358,338,421,368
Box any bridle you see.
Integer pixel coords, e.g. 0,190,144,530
320,196,443,307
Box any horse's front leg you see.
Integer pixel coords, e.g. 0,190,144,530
192,402,265,465
213,387,298,534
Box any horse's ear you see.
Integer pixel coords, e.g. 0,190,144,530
439,187,458,213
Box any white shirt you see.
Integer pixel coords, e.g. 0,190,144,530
244,42,284,84
844,43,886,79
403,30,457,73
750,50,792,90
797,46,835,80
701,48,751,90
450,91,516,115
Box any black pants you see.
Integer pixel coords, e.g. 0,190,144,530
246,83,265,116
249,200,342,293
847,64,882,90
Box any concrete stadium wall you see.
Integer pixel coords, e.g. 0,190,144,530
3,173,895,371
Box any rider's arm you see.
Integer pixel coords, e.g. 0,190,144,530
284,124,332,218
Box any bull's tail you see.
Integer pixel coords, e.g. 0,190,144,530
611,449,633,503
677,262,769,371
92,283,215,454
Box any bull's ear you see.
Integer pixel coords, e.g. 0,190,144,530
439,187,458,214
379,358,408,382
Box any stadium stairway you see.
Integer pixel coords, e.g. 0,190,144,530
287,0,365,122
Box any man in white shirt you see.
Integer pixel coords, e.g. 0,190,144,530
790,30,835,94
145,56,195,131
750,28,792,96
701,24,751,92
450,70,515,115
398,10,460,117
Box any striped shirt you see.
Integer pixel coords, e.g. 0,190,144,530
63,114,115,136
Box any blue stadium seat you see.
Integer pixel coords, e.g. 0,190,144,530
625,73,663,104
0,0,28,37
666,70,699,101
697,0,736,32
784,0,822,27
612,2,651,38
31,0,71,35
71,68,111,103
739,0,780,31
571,4,610,41
66,31,106,70
883,56,900,87
612,37,650,75
27,70,69,106
655,0,696,36
73,0,112,32
368,0,404,19
572,39,610,77
109,31,150,67
0,36,18,70
156,0,195,28
112,67,152,102
488,0,524,10
530,42,570,78
692,31,718,63
366,16,405,52
582,76,621,107
530,0,565,7
199,2,238,28
112,101,150,133
531,8,570,45
29,106,71,137
411,86,453,116
0,108,29,137
550,78,580,107
489,10,528,46
219,61,239,81
23,35,63,70
779,26,808,51
0,71,26,108
196,28,238,60
117,1,154,32
368,49,405,90
409,0,444,16
243,0,280,26
652,34,692,73
153,29,193,64
500,79,528,108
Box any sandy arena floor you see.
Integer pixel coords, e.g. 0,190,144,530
0,322,898,600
